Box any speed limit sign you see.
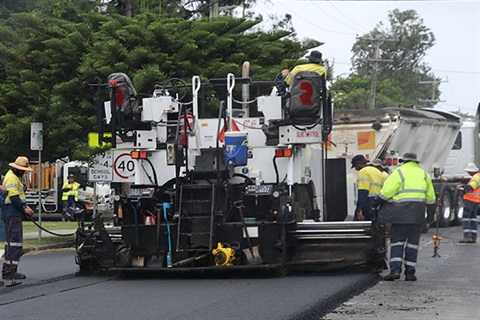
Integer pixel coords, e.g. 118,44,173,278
113,151,136,182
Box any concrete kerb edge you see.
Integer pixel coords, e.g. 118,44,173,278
0,241,75,258
23,240,75,253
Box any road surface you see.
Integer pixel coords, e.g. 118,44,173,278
1,226,477,320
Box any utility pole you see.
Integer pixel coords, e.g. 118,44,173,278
210,0,219,19
419,78,447,105
358,36,393,109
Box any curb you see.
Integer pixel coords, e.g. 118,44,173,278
23,240,75,254
1,241,74,261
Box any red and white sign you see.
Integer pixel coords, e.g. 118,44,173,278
113,151,136,182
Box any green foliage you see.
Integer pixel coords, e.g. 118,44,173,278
0,5,320,163
330,76,406,110
348,9,438,108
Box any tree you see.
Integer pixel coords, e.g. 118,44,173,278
329,76,405,110
347,9,439,108
104,0,259,19
0,9,320,163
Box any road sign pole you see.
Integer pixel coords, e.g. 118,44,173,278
38,149,42,241
31,122,43,241
93,182,98,219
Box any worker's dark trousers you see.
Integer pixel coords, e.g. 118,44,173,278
62,196,76,219
462,200,478,240
389,223,423,275
2,216,23,276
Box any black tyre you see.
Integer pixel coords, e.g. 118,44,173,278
451,193,464,226
436,189,453,227
421,221,430,233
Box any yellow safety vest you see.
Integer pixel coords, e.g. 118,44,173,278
3,169,26,204
62,181,80,201
380,162,435,204
357,165,385,198
285,63,327,85
463,173,480,203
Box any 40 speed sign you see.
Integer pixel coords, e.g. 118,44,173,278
113,151,135,182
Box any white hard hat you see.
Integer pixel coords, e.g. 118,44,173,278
464,162,479,172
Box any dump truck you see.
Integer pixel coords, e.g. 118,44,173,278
75,72,388,275
328,107,463,227
433,103,480,226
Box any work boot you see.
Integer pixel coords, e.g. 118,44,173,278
405,274,417,281
3,272,27,280
459,238,474,243
2,263,13,278
0,280,4,286
383,272,401,281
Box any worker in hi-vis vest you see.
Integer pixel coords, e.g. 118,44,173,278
373,152,436,282
2,156,34,282
456,162,480,243
62,173,80,221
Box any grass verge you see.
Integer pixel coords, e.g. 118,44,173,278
22,221,78,233
1,236,75,249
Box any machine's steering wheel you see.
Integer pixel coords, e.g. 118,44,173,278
161,77,188,101
274,72,288,96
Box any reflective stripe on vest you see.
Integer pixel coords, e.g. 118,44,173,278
3,170,27,204
62,181,80,201
392,169,428,202
357,166,385,198
464,173,480,203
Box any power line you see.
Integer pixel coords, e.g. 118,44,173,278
308,0,368,34
432,69,480,75
358,36,394,109
326,1,370,33
275,1,355,35
419,78,448,105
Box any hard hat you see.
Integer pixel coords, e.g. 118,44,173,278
371,159,385,169
399,152,419,163
9,156,34,172
351,154,368,168
464,162,479,173
68,173,75,178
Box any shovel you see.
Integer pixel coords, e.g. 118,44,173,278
235,201,262,265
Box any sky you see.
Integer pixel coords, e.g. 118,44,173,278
252,0,480,116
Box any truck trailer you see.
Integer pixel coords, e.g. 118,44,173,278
75,72,388,275
328,107,464,227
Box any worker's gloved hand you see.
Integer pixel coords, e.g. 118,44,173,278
371,197,386,210
356,211,365,221
426,204,436,224
62,188,70,192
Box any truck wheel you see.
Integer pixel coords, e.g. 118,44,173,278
451,194,464,226
436,190,453,227
421,221,430,233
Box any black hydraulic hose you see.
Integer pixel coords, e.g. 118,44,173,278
174,106,183,212
215,101,227,208
25,215,75,237
88,83,109,146
109,82,117,148
145,158,159,186
216,101,226,183
273,155,279,184
232,173,255,185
